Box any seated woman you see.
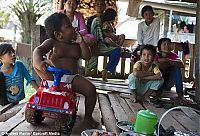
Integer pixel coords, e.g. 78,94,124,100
61,0,97,56
90,0,122,81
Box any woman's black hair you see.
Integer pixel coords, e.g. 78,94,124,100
64,0,79,5
44,13,69,39
102,8,117,22
141,5,154,17
0,43,15,57
0,71,9,106
140,44,157,57
157,38,171,51
0,43,10,105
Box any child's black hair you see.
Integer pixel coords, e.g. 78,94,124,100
141,5,154,17
140,44,157,57
44,13,69,39
102,8,117,22
0,43,10,105
0,43,15,57
0,71,8,106
179,21,186,29
157,38,171,51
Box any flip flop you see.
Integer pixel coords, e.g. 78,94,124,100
143,98,153,104
120,93,136,103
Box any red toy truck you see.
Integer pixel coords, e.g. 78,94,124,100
25,67,78,134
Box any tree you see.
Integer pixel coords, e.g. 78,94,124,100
0,11,10,28
9,0,52,44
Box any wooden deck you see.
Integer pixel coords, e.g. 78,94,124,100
0,79,199,136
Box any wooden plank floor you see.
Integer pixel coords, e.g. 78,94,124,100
0,80,199,135
0,95,102,136
105,92,200,135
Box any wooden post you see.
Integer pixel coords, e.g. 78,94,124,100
163,10,169,37
195,1,200,104
31,25,48,84
168,10,173,35
59,0,64,10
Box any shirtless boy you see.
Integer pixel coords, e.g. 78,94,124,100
33,13,98,128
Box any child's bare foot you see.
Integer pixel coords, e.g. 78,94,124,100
143,90,153,103
81,117,99,128
130,94,136,103
102,69,108,82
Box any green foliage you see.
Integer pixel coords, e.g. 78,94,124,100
9,0,51,44
0,11,10,28
24,82,36,102
16,57,35,101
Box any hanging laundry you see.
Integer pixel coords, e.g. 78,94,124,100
181,40,190,55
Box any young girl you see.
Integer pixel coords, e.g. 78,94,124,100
0,43,38,104
131,5,160,64
102,8,125,47
128,44,163,102
156,38,187,104
137,5,160,47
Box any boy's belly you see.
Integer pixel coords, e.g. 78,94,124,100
50,58,79,74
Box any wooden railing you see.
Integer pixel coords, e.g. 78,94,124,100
25,25,195,82
16,42,31,58
171,42,195,82
84,51,134,79
85,42,195,82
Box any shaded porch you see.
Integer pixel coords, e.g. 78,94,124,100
0,78,199,136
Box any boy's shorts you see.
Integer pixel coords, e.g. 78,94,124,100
45,74,79,87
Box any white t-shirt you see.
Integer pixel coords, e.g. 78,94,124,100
71,16,79,28
137,17,160,46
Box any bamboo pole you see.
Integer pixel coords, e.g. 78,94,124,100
195,1,200,104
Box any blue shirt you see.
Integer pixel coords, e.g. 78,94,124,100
1,61,35,102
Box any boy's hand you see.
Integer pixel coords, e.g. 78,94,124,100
38,61,48,72
158,58,168,63
75,30,84,44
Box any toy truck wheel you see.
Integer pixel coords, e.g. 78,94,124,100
55,115,71,134
55,113,77,134
67,112,77,129
25,108,44,125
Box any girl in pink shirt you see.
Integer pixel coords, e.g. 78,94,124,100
155,38,188,105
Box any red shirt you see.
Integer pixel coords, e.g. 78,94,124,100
155,51,178,61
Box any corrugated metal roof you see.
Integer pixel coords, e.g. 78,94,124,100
142,1,196,14
167,0,197,3
166,0,197,8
